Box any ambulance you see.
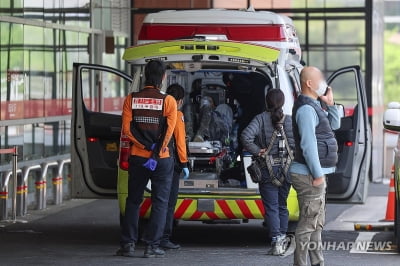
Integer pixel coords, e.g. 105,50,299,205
71,9,371,226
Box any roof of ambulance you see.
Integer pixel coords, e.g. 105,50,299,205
142,9,293,25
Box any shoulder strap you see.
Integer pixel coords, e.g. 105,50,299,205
279,116,293,160
265,129,278,156
264,115,293,186
278,116,293,179
264,128,279,184
259,114,267,149
264,114,284,155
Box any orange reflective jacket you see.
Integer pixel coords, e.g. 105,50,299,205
122,89,177,159
173,110,188,166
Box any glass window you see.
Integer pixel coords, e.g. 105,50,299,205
1,0,130,167
323,0,365,8
78,32,89,63
0,22,25,125
308,20,325,45
24,0,44,21
329,71,358,117
24,25,45,118
44,121,68,156
92,0,103,30
0,0,24,16
81,68,130,114
385,1,400,17
23,123,45,160
293,20,306,44
327,49,364,71
101,0,112,31
305,50,325,70
133,0,194,8
327,19,365,45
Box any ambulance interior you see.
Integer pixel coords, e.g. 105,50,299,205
160,62,274,191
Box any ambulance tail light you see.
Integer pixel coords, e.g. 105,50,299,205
138,23,288,42
119,135,130,171
344,141,354,147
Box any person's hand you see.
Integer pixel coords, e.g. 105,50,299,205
312,176,325,187
319,87,334,106
182,167,190,179
258,149,266,156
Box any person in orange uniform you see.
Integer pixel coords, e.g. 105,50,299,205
117,60,177,258
160,84,190,250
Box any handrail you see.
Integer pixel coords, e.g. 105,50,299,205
0,146,19,223
0,152,71,221
1,169,22,192
0,154,70,172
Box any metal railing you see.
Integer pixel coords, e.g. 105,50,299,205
0,150,71,221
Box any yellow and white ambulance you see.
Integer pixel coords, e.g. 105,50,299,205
71,9,371,226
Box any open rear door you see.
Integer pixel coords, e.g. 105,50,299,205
123,40,280,66
71,63,132,198
326,65,371,203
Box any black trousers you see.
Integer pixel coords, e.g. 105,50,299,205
162,169,181,242
120,155,173,246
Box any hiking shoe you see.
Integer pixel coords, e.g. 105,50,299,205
116,243,135,257
144,246,166,258
268,234,287,256
160,240,181,250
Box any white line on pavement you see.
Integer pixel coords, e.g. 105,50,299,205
350,232,398,255
350,232,377,253
325,196,387,231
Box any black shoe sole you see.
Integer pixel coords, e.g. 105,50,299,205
122,253,135,257
160,246,181,250
143,254,165,258
115,251,135,257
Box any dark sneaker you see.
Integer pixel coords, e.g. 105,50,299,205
144,246,165,258
160,240,181,250
116,243,135,257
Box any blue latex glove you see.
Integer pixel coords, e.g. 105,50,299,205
182,167,190,179
143,157,157,171
150,143,157,151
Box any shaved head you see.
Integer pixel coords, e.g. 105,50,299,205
299,66,325,99
300,66,322,87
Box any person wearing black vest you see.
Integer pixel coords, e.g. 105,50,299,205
241,89,295,255
117,60,177,258
290,67,340,266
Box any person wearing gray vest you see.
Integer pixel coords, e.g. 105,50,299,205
290,66,340,266
241,89,295,255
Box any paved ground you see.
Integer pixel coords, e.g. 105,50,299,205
0,183,398,266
